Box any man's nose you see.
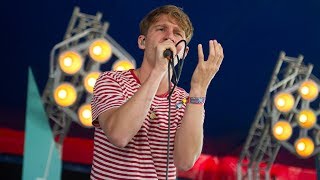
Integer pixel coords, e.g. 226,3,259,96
164,31,175,43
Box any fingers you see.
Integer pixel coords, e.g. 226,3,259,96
198,39,224,68
208,40,224,66
198,44,204,63
209,40,216,62
214,41,223,66
216,42,224,66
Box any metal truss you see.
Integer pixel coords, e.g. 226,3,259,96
42,6,135,146
237,51,313,180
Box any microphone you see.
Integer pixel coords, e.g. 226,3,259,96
163,49,173,60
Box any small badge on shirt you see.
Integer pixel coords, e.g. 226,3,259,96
150,111,157,120
176,98,187,109
149,107,157,120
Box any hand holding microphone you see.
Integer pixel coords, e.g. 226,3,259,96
163,49,173,60
162,39,186,61
154,40,177,73
160,39,176,61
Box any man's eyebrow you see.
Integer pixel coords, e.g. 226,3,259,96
174,27,183,32
152,24,184,34
153,24,166,28
155,24,182,30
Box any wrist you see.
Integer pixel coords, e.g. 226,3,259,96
151,67,167,77
186,96,206,105
150,68,166,79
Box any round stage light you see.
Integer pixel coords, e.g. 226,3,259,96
53,83,77,107
299,80,319,101
89,39,112,63
58,51,83,75
294,137,314,158
84,72,100,93
272,121,292,141
296,109,316,129
112,60,135,71
274,92,295,113
78,104,93,127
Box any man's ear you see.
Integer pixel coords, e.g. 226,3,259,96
138,35,146,50
183,46,189,59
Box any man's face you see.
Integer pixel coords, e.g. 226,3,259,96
144,14,187,56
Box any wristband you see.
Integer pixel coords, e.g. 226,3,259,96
186,97,206,105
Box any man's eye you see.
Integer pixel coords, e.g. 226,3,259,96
175,32,182,37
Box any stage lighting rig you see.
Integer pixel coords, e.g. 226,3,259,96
42,7,136,145
237,51,320,179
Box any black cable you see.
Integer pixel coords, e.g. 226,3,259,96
165,40,187,180
168,40,187,97
175,40,187,82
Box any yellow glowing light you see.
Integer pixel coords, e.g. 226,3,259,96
112,60,135,71
296,109,316,129
299,80,319,101
275,126,284,135
299,114,307,123
93,46,102,55
88,78,96,87
294,137,314,158
89,39,112,63
272,121,292,141
58,89,67,99
297,142,306,151
301,87,309,95
78,104,93,127
58,51,83,75
84,72,100,93
274,92,295,113
277,99,285,107
64,57,72,67
53,83,77,107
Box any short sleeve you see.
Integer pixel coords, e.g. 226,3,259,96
91,72,125,127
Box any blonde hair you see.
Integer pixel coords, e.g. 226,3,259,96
139,5,194,43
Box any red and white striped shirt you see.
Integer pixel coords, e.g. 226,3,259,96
91,69,188,180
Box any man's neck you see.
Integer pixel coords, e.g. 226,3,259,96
137,60,171,96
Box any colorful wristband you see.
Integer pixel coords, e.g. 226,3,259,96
186,97,206,104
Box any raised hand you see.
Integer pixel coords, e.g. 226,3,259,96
190,40,224,96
